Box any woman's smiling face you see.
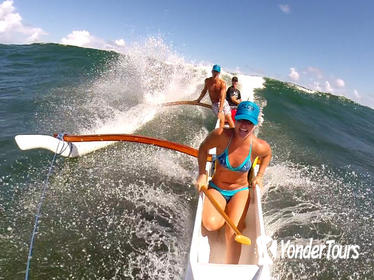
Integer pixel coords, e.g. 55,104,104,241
235,119,254,138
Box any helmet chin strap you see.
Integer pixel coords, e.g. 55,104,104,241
243,131,253,141
235,126,255,142
249,125,255,134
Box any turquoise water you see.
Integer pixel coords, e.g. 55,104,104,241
0,43,373,279
255,79,373,279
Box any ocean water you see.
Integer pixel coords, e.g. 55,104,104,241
256,79,373,279
0,42,373,279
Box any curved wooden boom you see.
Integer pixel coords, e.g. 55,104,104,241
163,100,212,109
54,133,213,161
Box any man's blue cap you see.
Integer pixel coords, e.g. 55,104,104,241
235,101,260,125
212,64,221,73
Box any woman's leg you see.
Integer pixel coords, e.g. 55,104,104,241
224,189,250,264
202,188,226,231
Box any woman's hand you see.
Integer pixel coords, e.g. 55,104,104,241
195,173,207,192
217,111,224,119
251,174,264,188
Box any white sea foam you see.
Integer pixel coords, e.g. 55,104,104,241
80,38,209,135
72,38,268,140
237,75,265,101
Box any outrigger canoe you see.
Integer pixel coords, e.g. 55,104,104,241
185,120,272,280
15,123,272,280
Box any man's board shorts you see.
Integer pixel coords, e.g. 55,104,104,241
230,107,237,120
212,100,231,116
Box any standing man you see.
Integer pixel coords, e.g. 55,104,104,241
195,65,234,128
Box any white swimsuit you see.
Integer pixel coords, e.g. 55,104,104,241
212,100,231,116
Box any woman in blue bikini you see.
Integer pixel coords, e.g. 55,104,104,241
196,101,272,264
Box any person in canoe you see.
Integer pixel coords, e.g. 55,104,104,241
226,76,242,119
194,65,235,128
195,101,272,264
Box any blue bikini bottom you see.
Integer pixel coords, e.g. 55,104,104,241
208,180,249,203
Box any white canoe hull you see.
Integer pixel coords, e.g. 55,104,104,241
185,185,272,280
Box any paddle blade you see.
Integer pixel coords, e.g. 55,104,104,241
235,234,251,245
248,156,260,184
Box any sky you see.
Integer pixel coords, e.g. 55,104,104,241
1,0,374,108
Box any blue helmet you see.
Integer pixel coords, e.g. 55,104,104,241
235,101,260,125
212,64,221,73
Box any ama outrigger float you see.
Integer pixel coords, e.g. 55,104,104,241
15,102,272,280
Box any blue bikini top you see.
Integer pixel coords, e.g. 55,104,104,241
216,134,252,172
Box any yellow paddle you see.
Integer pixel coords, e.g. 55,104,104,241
200,185,251,245
162,100,212,109
199,157,261,245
